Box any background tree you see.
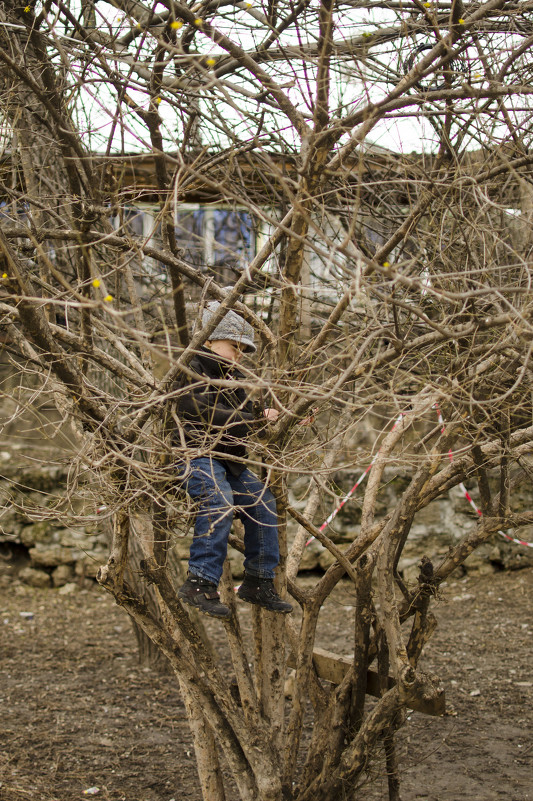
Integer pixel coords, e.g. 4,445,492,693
1,0,533,799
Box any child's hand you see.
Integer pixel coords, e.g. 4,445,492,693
263,408,280,422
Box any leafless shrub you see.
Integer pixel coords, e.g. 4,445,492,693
1,1,533,798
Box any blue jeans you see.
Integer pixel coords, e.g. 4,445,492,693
177,457,280,585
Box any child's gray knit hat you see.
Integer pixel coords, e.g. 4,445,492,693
202,301,256,353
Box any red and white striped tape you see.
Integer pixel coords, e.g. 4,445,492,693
306,412,405,545
434,405,533,549
306,407,532,550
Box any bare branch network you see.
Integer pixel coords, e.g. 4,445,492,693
1,0,533,799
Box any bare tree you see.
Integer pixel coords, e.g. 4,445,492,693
1,0,533,799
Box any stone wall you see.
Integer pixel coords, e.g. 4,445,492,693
286,469,533,580
0,461,108,589
1,459,532,589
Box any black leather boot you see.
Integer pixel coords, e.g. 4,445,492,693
237,574,293,613
178,575,231,619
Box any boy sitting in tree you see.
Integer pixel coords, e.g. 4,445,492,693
175,301,293,619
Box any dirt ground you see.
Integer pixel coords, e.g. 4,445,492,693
0,561,532,801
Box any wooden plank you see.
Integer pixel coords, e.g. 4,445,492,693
287,647,445,717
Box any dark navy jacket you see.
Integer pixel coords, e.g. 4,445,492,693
174,347,262,475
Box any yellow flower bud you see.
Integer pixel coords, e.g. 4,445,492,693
104,294,113,302
92,279,100,288
170,20,183,29
458,18,465,24
24,6,30,12
383,261,390,268
194,17,203,25
206,57,216,66
2,273,7,279
155,97,162,104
